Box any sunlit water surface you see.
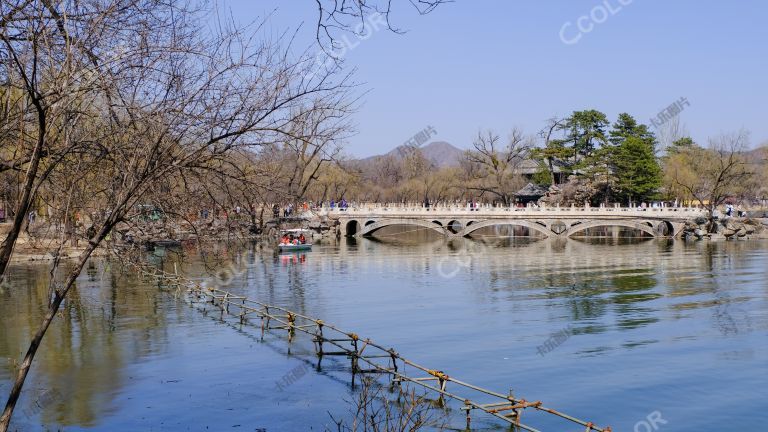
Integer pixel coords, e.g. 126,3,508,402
1,237,767,431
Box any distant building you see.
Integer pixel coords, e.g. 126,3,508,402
514,159,569,184
515,183,549,205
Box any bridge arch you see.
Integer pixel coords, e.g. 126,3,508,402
669,221,687,237
345,220,361,236
357,219,447,237
566,220,657,238
460,219,552,238
656,220,674,236
447,220,463,234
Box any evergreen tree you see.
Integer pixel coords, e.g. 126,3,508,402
609,113,656,148
666,137,697,155
611,136,662,204
532,162,553,187
564,109,610,159
548,110,610,185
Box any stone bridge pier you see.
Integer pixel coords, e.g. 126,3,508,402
326,205,708,239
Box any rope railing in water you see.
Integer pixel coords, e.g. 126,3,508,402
146,267,611,432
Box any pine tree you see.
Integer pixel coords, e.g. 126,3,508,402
609,113,655,149
611,136,662,205
666,137,697,155
565,109,610,159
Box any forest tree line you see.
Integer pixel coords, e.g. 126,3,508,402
308,110,767,210
3,108,768,233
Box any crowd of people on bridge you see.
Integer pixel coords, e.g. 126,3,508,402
179,198,753,226
329,198,348,210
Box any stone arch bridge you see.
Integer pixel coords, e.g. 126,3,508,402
326,205,708,239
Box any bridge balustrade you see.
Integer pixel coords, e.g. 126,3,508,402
323,205,705,217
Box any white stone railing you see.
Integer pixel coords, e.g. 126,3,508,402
320,204,708,220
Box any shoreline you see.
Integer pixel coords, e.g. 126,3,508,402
7,233,767,264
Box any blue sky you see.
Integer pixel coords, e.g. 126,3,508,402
222,1,767,157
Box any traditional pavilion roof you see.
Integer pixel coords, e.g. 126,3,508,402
515,158,569,174
515,182,548,197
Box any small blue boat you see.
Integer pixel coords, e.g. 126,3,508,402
279,229,313,253
278,243,312,252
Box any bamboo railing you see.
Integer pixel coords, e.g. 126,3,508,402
147,267,611,432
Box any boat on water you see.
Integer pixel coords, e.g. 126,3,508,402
278,243,312,252
279,229,312,253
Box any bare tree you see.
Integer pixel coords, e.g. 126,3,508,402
1,1,353,428
744,145,768,207
314,0,450,51
309,160,361,204
0,1,54,279
665,130,753,212
327,376,447,432
536,116,567,185
280,112,347,202
463,128,532,205
656,116,689,155
0,0,145,282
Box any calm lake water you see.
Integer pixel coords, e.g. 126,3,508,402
1,236,767,431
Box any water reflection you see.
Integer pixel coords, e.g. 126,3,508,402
1,237,766,431
305,236,765,340
0,260,170,429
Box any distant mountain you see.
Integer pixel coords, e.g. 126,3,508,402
420,141,466,168
358,141,465,168
746,145,767,158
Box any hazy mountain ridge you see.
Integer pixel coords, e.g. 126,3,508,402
357,141,465,168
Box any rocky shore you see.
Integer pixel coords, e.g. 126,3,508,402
3,212,766,263
1,211,340,263
681,216,768,240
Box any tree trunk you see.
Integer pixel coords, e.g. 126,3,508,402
0,125,46,281
547,157,556,186
0,223,107,431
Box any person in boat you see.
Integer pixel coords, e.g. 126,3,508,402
298,233,306,244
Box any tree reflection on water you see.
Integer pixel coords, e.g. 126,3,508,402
0,260,171,428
